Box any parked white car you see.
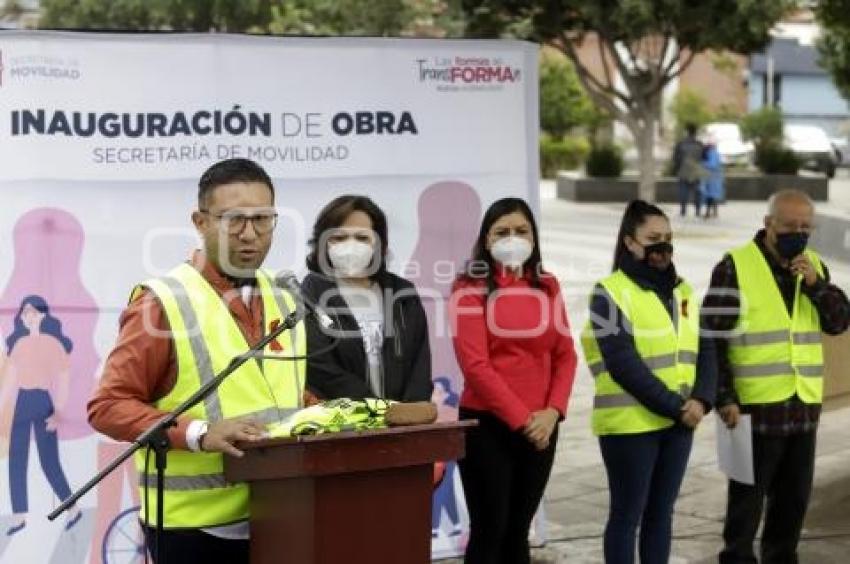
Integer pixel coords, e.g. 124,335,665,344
704,122,754,166
784,124,838,178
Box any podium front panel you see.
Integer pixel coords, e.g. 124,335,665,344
224,421,475,564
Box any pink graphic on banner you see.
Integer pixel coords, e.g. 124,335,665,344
409,182,481,559
408,181,482,383
0,208,100,440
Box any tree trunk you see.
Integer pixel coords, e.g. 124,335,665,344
634,111,658,202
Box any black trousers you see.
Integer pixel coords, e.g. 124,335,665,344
458,408,557,564
719,431,817,564
678,179,702,217
143,526,249,564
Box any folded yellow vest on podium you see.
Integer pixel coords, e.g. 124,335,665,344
267,398,437,438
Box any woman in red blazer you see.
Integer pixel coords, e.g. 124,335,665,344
450,197,577,564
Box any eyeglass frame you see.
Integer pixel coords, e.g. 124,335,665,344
198,207,279,235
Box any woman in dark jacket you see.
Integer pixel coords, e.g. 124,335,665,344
302,194,432,402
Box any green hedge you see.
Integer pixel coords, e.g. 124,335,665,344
755,143,800,175
585,143,624,178
540,135,591,178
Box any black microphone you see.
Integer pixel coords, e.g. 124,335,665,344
275,271,335,329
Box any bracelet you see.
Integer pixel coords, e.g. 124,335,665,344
198,421,210,452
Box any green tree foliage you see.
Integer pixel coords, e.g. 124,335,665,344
270,0,465,37
462,0,793,200
539,47,594,138
740,106,783,147
817,0,850,100
713,103,743,122
668,88,714,137
40,0,466,36
40,0,273,31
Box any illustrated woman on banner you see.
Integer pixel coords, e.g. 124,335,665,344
1,295,82,535
431,376,463,539
0,347,9,457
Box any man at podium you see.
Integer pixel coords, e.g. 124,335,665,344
88,158,306,564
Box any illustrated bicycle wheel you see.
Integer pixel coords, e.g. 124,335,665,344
101,506,146,564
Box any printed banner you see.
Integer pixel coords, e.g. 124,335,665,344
0,31,539,563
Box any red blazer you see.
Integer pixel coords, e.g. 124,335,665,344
450,269,578,430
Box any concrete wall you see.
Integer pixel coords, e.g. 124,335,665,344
680,50,748,115
556,174,828,203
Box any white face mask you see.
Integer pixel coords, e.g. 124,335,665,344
490,236,533,269
328,240,375,277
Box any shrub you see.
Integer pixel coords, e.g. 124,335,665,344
540,135,591,178
755,142,800,175
585,144,624,178
740,107,783,147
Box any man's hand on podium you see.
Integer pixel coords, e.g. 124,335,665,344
200,417,265,457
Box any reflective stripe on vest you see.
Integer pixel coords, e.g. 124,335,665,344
728,242,825,405
726,329,822,346
594,383,694,409
581,270,699,436
588,351,697,378
133,264,306,528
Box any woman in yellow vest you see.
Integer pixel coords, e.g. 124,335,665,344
581,200,716,564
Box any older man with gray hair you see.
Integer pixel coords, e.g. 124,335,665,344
702,189,850,563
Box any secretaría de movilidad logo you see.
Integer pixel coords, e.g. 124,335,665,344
2,51,81,85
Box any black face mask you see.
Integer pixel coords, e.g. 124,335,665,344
775,232,809,260
641,241,674,267
622,244,678,297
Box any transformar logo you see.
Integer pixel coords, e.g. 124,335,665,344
416,55,522,87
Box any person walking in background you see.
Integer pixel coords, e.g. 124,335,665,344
701,135,724,219
703,189,850,563
672,123,706,218
1,295,82,535
581,200,717,564
450,197,577,564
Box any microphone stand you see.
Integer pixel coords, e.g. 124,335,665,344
47,308,301,564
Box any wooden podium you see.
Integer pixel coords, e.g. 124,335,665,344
224,421,474,564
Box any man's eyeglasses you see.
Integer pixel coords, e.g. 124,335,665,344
200,209,279,235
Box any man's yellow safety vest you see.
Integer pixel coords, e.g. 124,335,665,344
728,241,824,405
133,264,305,528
